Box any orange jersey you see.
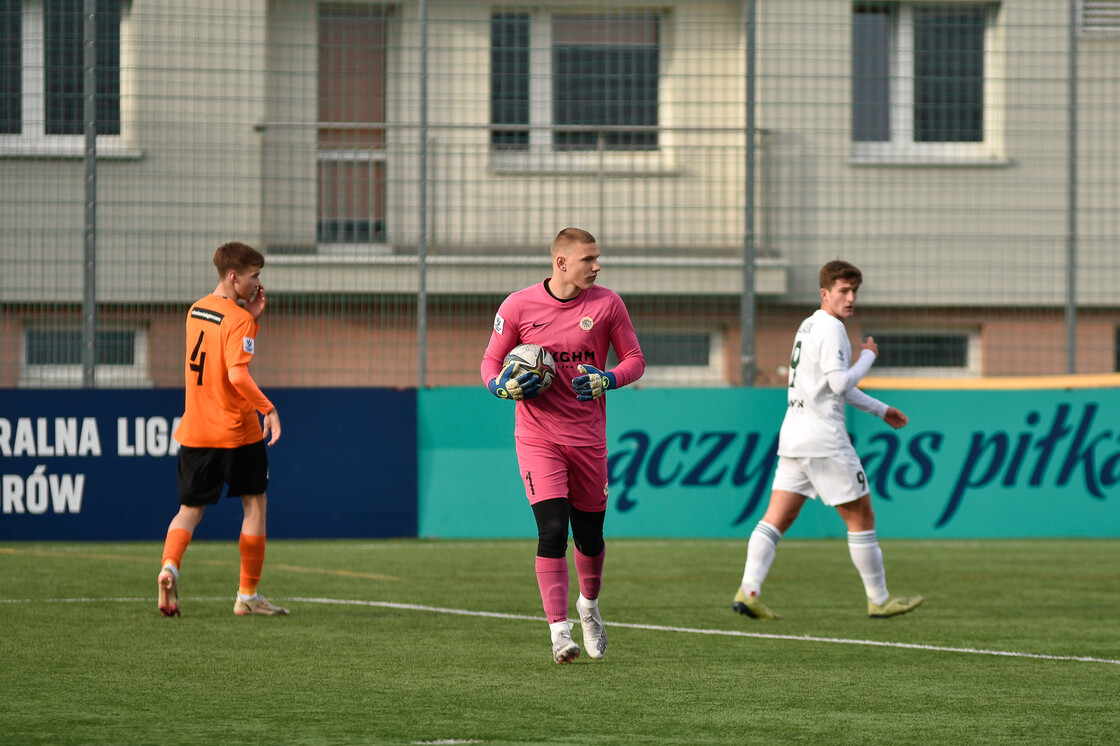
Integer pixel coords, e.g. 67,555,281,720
173,295,271,448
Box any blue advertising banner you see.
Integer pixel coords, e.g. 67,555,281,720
418,387,1120,539
8,385,1118,540
0,389,417,540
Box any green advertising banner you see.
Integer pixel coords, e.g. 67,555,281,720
418,387,1120,539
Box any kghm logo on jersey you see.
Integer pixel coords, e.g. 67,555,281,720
554,350,596,364
579,316,594,331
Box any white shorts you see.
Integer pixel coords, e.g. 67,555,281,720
771,451,868,507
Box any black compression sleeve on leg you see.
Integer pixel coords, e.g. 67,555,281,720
569,505,605,557
531,498,570,559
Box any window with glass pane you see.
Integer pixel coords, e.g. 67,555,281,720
868,333,968,368
490,12,529,149
914,7,984,143
2,0,120,136
318,4,386,243
26,329,135,366
852,3,985,145
640,332,710,367
45,0,120,135
489,12,659,153
552,14,658,151
1,3,19,134
852,4,890,143
317,159,386,243
605,330,724,386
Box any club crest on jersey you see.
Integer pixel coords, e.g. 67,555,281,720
243,337,255,354
579,316,594,331
494,313,505,335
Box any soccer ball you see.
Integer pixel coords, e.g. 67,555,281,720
504,343,556,393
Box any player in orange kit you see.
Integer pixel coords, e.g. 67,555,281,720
157,241,287,617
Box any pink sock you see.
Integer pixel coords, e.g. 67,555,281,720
535,556,569,623
574,547,605,601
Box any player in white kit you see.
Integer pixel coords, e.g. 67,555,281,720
732,260,924,620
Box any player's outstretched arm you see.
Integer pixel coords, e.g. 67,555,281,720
488,361,542,401
571,364,617,401
844,386,887,418
883,406,908,429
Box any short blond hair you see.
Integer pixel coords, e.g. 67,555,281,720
551,227,597,258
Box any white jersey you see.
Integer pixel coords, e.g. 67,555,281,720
778,309,859,457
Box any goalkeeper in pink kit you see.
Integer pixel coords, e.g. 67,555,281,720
482,228,645,664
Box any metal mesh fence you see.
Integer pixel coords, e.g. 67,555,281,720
3,1,1119,389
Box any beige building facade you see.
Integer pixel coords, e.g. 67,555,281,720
2,1,1118,388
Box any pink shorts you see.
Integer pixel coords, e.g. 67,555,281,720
515,437,609,512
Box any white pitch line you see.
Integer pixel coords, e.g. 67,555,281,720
4,595,1119,667
290,597,1120,667
2,596,155,604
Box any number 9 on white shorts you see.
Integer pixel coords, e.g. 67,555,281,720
771,451,868,506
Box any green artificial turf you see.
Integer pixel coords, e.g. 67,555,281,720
2,538,1117,745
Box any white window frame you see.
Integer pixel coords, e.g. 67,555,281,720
1080,0,1120,35
851,3,1006,165
633,330,729,388
865,329,981,379
314,2,392,255
20,325,152,388
315,149,391,255
489,9,674,175
0,0,134,158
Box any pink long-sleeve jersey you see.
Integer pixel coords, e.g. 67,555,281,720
481,280,645,447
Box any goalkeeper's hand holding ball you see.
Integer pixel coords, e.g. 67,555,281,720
489,362,542,401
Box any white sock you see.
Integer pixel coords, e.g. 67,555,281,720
237,592,258,602
549,620,571,642
161,563,179,580
577,594,597,610
741,521,782,596
848,530,889,605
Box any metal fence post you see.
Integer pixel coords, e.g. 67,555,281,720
82,0,98,388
